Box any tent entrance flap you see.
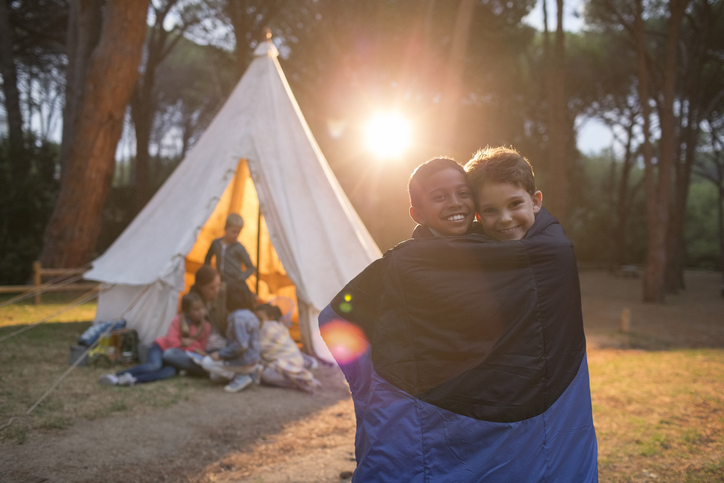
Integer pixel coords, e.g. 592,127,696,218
184,158,298,336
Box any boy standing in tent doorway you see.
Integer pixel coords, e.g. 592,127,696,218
205,213,256,287
204,213,256,350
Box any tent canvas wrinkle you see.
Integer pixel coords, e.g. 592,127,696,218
84,41,381,359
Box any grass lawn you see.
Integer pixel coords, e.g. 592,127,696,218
0,292,97,328
0,301,210,445
590,349,724,482
2,283,724,481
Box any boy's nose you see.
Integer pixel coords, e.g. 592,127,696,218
500,210,513,222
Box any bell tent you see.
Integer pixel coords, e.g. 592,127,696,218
84,41,381,361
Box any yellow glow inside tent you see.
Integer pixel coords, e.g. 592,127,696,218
184,159,299,341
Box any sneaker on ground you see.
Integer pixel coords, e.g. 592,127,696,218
99,374,119,386
302,353,319,370
117,373,136,387
251,364,263,385
225,374,253,393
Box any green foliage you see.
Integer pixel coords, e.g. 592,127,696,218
0,138,60,284
565,150,647,264
684,180,721,269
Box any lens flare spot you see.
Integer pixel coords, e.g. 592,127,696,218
344,293,352,302
364,112,411,159
339,302,352,313
320,319,369,364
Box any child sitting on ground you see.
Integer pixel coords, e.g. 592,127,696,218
99,292,210,386
201,281,262,393
255,303,321,393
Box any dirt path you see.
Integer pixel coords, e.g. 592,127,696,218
1,271,722,482
1,365,357,483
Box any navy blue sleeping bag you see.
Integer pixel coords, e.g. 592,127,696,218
319,208,598,482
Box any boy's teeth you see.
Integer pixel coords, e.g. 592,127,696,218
447,214,465,221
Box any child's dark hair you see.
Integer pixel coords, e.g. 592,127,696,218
464,146,536,196
194,264,219,288
255,303,283,321
226,281,256,312
181,291,204,313
408,157,465,208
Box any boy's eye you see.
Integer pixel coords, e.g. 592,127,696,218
481,207,496,214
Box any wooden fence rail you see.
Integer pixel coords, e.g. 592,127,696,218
0,261,96,304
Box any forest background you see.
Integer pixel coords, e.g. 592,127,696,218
0,0,723,304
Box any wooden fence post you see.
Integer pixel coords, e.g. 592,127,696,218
33,261,41,305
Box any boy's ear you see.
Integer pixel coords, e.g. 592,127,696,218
409,206,425,225
532,191,543,214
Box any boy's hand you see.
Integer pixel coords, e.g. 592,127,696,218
210,352,220,361
193,348,206,356
181,337,194,347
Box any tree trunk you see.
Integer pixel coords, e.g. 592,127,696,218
636,0,688,302
719,184,724,292
546,0,569,226
665,0,718,294
614,121,636,266
131,0,185,212
61,0,105,175
634,0,662,302
0,0,26,170
40,0,150,268
665,115,698,293
131,94,153,211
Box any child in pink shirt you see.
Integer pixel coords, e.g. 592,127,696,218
99,292,211,386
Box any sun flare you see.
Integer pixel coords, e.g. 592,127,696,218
364,113,411,159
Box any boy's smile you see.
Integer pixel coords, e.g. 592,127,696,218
410,168,475,236
476,182,542,241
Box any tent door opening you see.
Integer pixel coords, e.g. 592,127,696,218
184,159,301,344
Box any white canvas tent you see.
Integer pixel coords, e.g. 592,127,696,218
84,41,381,361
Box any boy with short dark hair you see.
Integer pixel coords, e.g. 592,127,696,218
320,149,597,482
205,213,255,284
407,157,475,237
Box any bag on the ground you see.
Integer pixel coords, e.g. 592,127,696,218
77,319,126,346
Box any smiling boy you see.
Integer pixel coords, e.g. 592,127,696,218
408,157,475,236
465,146,543,241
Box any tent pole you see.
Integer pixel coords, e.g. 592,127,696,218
256,206,261,294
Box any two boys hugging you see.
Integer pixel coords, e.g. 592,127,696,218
320,147,598,482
